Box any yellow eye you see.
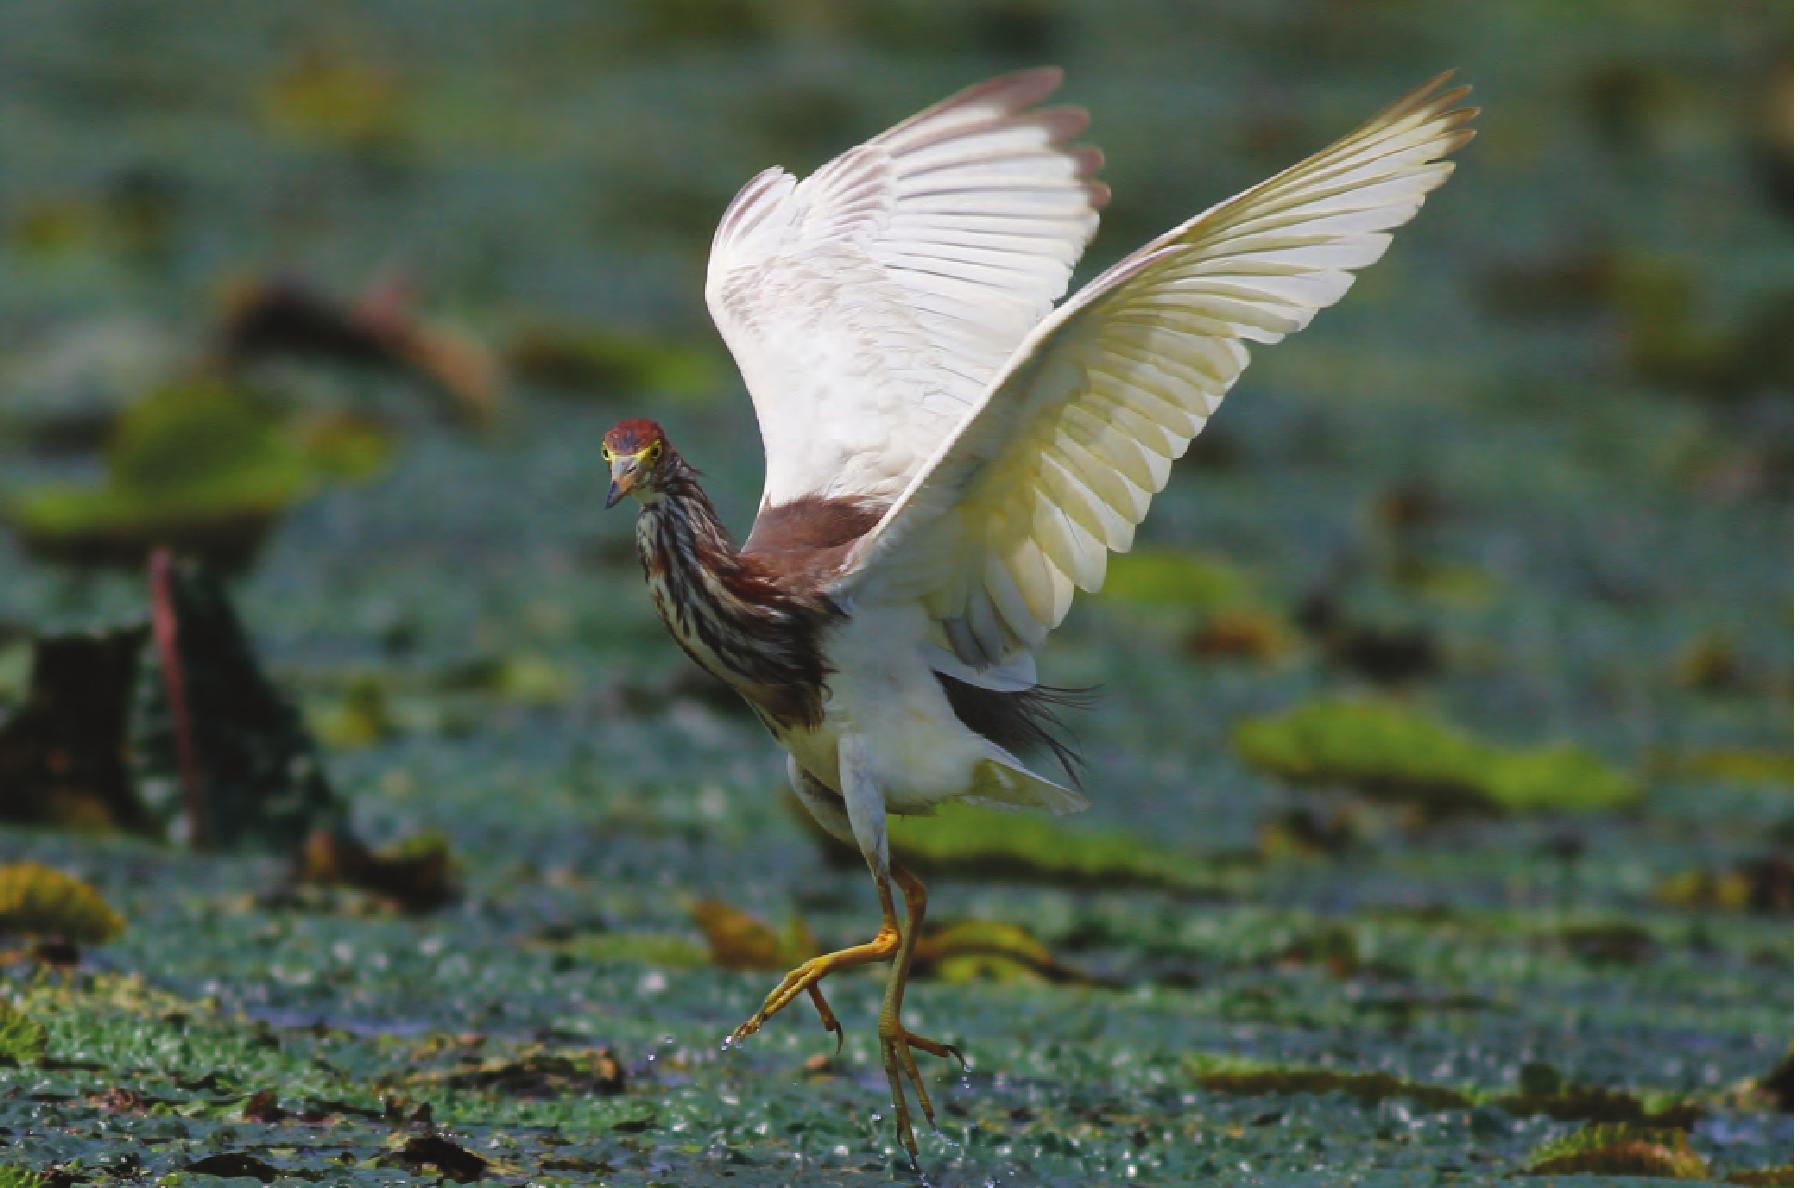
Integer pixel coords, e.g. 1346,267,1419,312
645,442,663,463
602,446,614,462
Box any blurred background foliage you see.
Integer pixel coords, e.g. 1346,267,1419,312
0,1,1790,1183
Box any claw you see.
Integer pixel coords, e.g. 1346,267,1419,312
903,1028,964,1071
805,984,844,1054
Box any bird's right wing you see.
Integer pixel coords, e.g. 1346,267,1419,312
833,74,1476,670
707,68,1107,509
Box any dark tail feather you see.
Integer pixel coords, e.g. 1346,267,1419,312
934,675,1097,787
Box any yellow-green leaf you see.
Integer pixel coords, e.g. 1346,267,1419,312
0,863,124,942
0,1004,47,1066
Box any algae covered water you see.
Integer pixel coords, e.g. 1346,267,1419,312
0,2,1790,1183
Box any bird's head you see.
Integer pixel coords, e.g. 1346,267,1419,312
602,418,675,508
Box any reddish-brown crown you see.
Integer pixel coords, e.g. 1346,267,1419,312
603,418,667,455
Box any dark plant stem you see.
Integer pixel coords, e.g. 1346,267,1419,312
149,548,208,847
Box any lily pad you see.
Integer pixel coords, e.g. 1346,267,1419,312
1097,549,1264,613
1232,697,1640,815
1656,748,1794,786
1188,1053,1473,1110
1189,1052,1705,1131
9,382,320,569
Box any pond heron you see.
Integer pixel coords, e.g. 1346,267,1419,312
603,66,1474,1161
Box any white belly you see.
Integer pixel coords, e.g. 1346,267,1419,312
782,603,1003,814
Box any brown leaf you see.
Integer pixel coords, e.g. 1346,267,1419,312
914,919,1106,986
298,828,456,913
88,1086,148,1113
1524,1124,1710,1179
1186,609,1295,664
689,898,812,970
183,1153,280,1183
432,1045,626,1098
219,274,501,425
241,1087,284,1123
390,1132,487,1183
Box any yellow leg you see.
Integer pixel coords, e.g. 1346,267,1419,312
878,862,965,1164
728,876,900,1046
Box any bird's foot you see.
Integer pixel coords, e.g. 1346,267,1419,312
878,1015,966,1164
727,926,899,1048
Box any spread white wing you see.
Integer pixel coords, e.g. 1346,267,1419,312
706,68,1107,509
834,74,1476,671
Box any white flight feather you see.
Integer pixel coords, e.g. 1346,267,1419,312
831,73,1477,678
706,67,1107,509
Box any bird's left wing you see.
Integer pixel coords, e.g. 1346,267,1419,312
707,68,1106,509
831,75,1476,669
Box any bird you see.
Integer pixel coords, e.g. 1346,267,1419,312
603,67,1474,1161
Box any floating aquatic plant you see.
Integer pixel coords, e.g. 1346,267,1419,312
1521,1123,1709,1179
1232,697,1640,815
0,1004,47,1066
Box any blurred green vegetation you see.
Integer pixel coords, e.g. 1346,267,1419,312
1232,696,1640,815
10,382,387,570
1520,1122,1712,1179
0,0,1790,1183
0,863,125,944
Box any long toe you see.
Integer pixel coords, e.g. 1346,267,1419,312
904,1028,965,1069
729,955,833,1043
728,929,900,1046
879,1029,920,1164
879,1021,962,1163
805,984,844,1052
